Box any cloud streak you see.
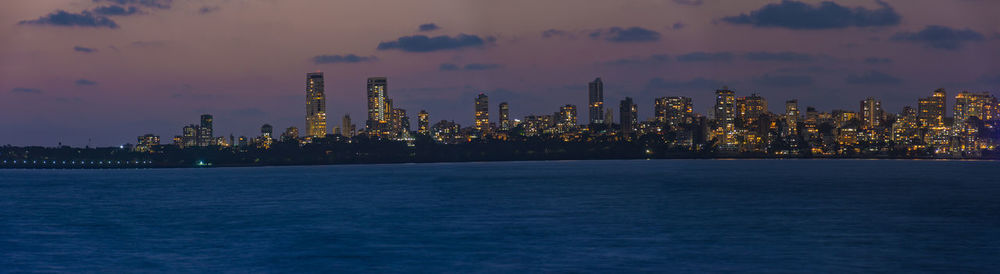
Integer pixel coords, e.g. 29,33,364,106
92,5,142,16
74,46,98,53
377,34,493,52
890,25,986,50
676,52,734,62
592,27,661,42
18,10,119,29
75,79,98,86
418,23,440,32
600,54,671,66
541,29,572,38
440,63,503,71
722,0,901,30
743,51,814,62
93,0,172,9
672,0,703,6
312,54,377,64
198,6,221,14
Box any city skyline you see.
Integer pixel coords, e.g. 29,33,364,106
148,73,998,150
2,0,1000,146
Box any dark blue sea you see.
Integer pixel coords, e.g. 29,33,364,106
1,159,998,272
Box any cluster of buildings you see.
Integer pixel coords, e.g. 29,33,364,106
704,88,998,157
133,73,999,158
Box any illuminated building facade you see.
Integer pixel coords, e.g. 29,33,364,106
392,107,409,135
557,104,577,129
474,93,489,133
417,110,429,135
135,134,160,152
198,114,213,147
588,77,604,125
431,120,462,143
784,100,799,137
714,87,736,129
366,77,390,136
892,106,920,145
860,97,883,130
735,93,766,128
714,87,737,151
918,88,946,127
255,124,274,149
305,72,327,138
499,102,510,131
655,96,693,126
181,124,197,148
954,91,998,128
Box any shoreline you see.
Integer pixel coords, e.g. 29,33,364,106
3,156,998,170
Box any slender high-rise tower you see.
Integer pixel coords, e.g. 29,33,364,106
714,86,736,129
305,72,327,138
366,77,389,134
198,114,213,146
417,110,430,135
860,97,883,129
499,102,510,131
588,78,604,125
784,100,800,137
474,93,489,132
620,97,637,137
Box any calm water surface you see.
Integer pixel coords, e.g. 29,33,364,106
1,159,998,272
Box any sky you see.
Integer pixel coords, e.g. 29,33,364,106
2,0,999,147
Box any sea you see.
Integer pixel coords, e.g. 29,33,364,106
1,159,997,272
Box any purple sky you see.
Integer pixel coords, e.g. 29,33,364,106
2,0,999,146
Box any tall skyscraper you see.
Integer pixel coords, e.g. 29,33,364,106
714,87,737,151
366,77,390,134
655,96,693,126
305,72,327,138
499,102,510,131
918,88,947,127
714,87,736,128
860,97,883,129
620,97,637,137
784,100,800,137
417,110,429,135
198,114,213,146
588,78,604,125
474,93,489,132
